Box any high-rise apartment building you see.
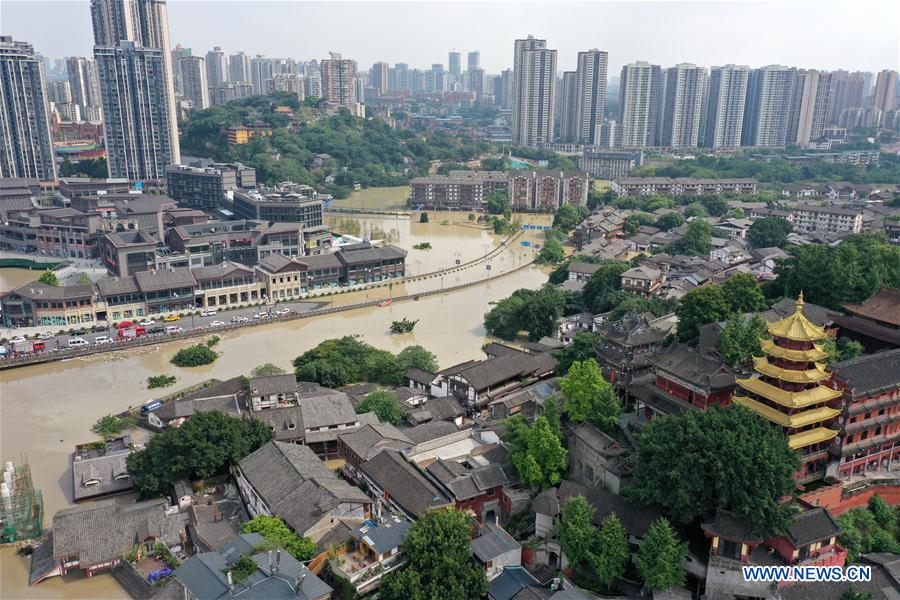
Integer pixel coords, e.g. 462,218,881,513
66,57,102,110
704,65,749,148
468,68,486,99
618,61,663,148
448,51,461,77
787,69,831,146
512,35,557,147
574,49,608,145
826,71,866,125
660,63,707,149
228,51,251,84
95,42,177,179
47,80,73,105
91,0,180,166
742,65,796,148
179,55,209,109
369,61,389,96
250,56,274,94
873,69,898,112
467,51,480,72
205,46,228,87
320,52,359,113
498,68,513,110
0,36,57,180
558,72,578,143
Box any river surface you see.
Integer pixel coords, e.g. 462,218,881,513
1,267,44,293
0,206,552,599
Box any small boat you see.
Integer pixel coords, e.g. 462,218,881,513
377,299,392,307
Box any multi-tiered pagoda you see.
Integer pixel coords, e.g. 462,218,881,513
733,293,842,482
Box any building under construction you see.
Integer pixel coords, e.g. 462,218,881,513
1,460,44,543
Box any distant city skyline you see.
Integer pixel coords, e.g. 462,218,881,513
3,1,898,74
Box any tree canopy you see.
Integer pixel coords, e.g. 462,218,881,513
250,363,287,377
536,237,565,264
629,405,799,535
634,518,688,590
484,286,564,341
719,313,767,367
559,496,598,567
240,515,316,561
356,390,404,425
722,273,767,313
771,234,900,310
126,411,273,497
504,415,568,491
838,495,900,562
676,285,732,345
559,358,620,432
594,513,629,586
553,204,589,232
38,270,59,286
293,336,437,387
668,219,714,256
748,217,793,248
379,508,487,600
553,332,602,375
582,261,630,313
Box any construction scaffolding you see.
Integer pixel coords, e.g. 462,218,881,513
1,460,44,543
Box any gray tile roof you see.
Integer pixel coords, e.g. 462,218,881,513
404,420,460,444
134,267,197,292
557,480,661,538
256,252,295,273
72,448,133,501
152,394,243,424
97,276,140,295
405,367,436,385
786,507,841,547
52,499,183,566
252,406,305,442
237,442,370,535
338,424,412,461
191,261,254,281
12,282,95,301
471,522,520,563
830,349,900,398
249,374,298,397
350,517,411,555
298,393,356,429
648,343,735,390
457,352,557,392
361,449,450,517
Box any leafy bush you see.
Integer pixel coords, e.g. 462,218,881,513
171,344,218,367
147,374,177,389
240,515,316,561
92,414,135,440
293,336,437,387
356,390,404,425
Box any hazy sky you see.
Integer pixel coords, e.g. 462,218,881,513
2,0,898,74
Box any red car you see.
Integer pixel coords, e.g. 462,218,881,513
115,320,135,329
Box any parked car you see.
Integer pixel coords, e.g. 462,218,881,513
37,332,54,340
231,316,249,323
115,320,134,329
9,336,26,344
140,319,156,326
253,312,269,319
94,335,112,345
209,320,226,327
140,399,162,414
201,309,218,317
68,337,89,347
147,326,165,335
163,315,181,322
165,325,184,334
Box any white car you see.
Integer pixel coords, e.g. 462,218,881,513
94,335,112,345
231,316,249,323
209,320,226,327
68,337,89,347
9,336,27,344
254,312,269,319
165,325,184,334
201,309,218,317
37,332,54,340
140,319,156,326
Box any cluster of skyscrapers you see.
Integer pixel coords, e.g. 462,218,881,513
1,5,898,184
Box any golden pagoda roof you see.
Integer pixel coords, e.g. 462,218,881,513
761,339,829,362
752,357,830,384
788,427,839,450
733,395,841,429
765,292,828,342
735,377,843,408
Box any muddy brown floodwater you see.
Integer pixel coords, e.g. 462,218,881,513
0,209,553,598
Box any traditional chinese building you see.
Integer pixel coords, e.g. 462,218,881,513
733,293,842,482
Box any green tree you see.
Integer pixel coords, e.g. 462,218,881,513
126,411,273,497
240,515,316,561
559,358,620,431
655,212,685,231
541,395,563,440
484,294,527,340
380,508,487,600
838,497,900,562
722,273,767,313
719,313,766,367
553,204,588,232
558,496,598,568
676,285,731,346
624,213,655,235
536,237,565,264
250,363,287,377
634,518,688,590
356,390,404,425
684,202,708,219
38,270,59,286
419,212,429,223
487,191,510,215
484,287,564,342
396,345,439,375
629,405,799,535
820,336,865,364
582,261,629,313
553,332,601,375
669,219,713,256
171,344,218,367
593,513,629,587
505,416,568,491
92,414,133,440
77,273,92,285
748,217,793,248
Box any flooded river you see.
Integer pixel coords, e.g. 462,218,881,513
1,267,45,293
0,207,552,599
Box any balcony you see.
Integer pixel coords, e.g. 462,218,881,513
331,549,406,592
